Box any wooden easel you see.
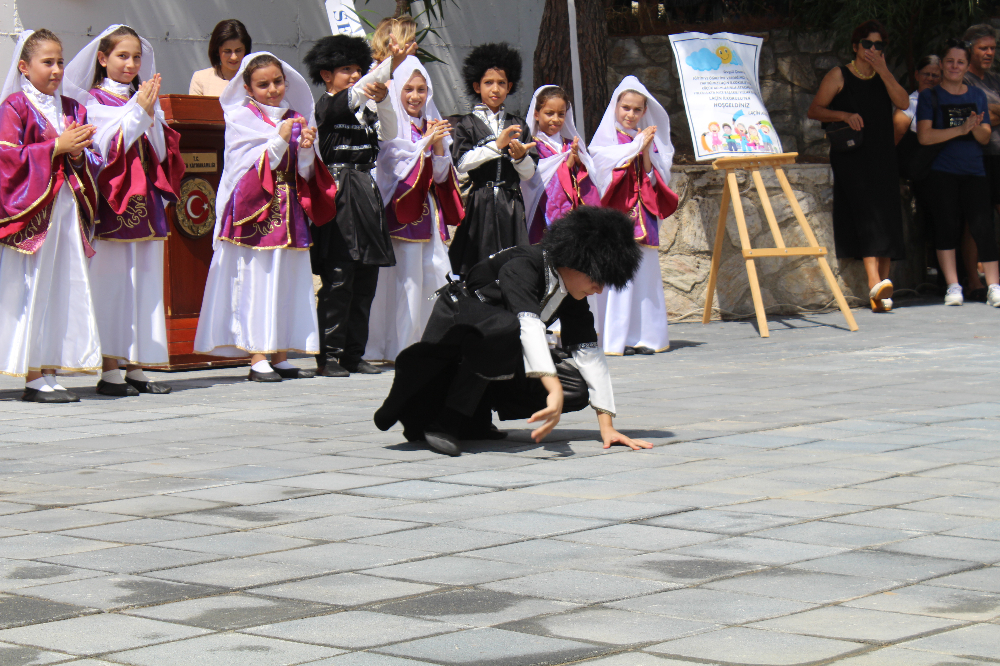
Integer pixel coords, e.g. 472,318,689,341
702,152,858,338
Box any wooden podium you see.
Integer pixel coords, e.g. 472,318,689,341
159,95,247,370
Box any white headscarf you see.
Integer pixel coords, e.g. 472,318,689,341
1,31,36,107
521,85,597,229
590,76,674,194
375,56,450,205
63,25,165,159
213,51,319,247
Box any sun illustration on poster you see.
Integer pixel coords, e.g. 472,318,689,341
685,45,743,71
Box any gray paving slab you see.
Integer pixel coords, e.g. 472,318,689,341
361,556,550,586
791,550,980,582
154,531,317,556
251,572,438,606
107,632,342,666
14,573,221,610
123,593,333,630
704,567,904,603
375,626,607,666
669,535,847,565
0,641,78,665
39,544,222,574
351,526,521,553
753,521,919,548
259,515,425,540
0,559,104,592
830,647,987,665
843,584,1000,621
482,570,677,604
56,518,228,544
303,655,438,666
0,613,210,655
899,623,1000,660
466,538,642,564
923,567,1000,594
880,535,1000,564
505,607,717,645
449,511,613,537
646,626,866,664
643,509,800,534
372,588,577,627
749,606,962,642
0,593,95,629
245,610,460,648
608,587,814,624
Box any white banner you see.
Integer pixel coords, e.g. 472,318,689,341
668,32,781,161
325,0,366,37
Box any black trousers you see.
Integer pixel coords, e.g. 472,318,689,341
923,171,999,262
315,260,379,365
395,353,591,439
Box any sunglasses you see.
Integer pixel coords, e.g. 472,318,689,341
945,38,972,50
860,39,885,51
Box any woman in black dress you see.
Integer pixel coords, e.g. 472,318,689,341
808,20,910,312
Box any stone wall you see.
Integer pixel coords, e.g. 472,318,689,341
608,31,843,160
660,163,873,320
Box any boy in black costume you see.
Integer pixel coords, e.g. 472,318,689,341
448,42,538,277
304,35,405,376
375,206,653,456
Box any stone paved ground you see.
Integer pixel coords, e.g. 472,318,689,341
1,297,998,666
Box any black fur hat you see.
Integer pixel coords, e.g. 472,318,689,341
462,42,522,97
303,35,373,86
542,206,641,290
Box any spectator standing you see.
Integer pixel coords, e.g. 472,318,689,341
808,20,910,313
961,24,1000,300
189,19,251,96
917,39,1000,307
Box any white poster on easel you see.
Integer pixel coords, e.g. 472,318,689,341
325,0,366,36
668,32,782,161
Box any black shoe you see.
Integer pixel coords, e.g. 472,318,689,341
273,366,316,379
316,361,350,377
97,380,140,397
403,427,424,442
124,376,172,394
969,287,988,303
633,346,656,355
61,390,81,402
21,388,73,403
340,359,382,374
460,423,508,440
623,347,636,356
248,369,283,382
424,431,462,456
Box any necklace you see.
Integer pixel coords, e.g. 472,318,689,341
849,61,876,80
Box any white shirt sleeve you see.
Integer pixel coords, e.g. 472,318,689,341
572,345,616,416
431,153,452,183
513,153,536,180
457,141,502,173
266,135,289,170
120,102,154,154
297,143,315,179
376,97,397,142
348,58,392,111
519,314,557,377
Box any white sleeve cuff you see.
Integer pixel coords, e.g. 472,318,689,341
375,97,397,142
520,314,557,377
458,141,501,173
349,58,392,111
121,102,154,153
431,153,452,182
266,135,289,170
297,144,315,179
572,344,616,416
513,154,536,180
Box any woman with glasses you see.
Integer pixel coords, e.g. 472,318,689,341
894,56,942,141
808,20,910,312
916,39,1000,307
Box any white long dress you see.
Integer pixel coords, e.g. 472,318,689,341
0,84,102,377
193,98,320,358
589,246,669,355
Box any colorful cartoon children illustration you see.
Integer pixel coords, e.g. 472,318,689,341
722,123,739,151
758,121,775,153
701,121,723,153
747,125,761,151
735,123,749,151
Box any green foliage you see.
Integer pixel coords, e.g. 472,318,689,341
788,0,996,82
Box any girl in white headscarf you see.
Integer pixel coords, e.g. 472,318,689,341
64,25,185,397
193,52,338,382
0,29,103,402
588,76,678,356
365,56,463,363
522,85,600,244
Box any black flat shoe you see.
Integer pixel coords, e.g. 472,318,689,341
633,346,656,355
403,427,424,442
316,361,350,377
60,390,81,403
273,366,316,379
97,380,140,397
124,377,172,394
340,359,382,374
21,388,73,403
623,347,636,356
248,369,282,382
424,431,462,456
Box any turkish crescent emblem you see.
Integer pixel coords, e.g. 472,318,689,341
175,177,216,239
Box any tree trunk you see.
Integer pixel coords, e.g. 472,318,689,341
533,0,609,139
393,0,411,17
